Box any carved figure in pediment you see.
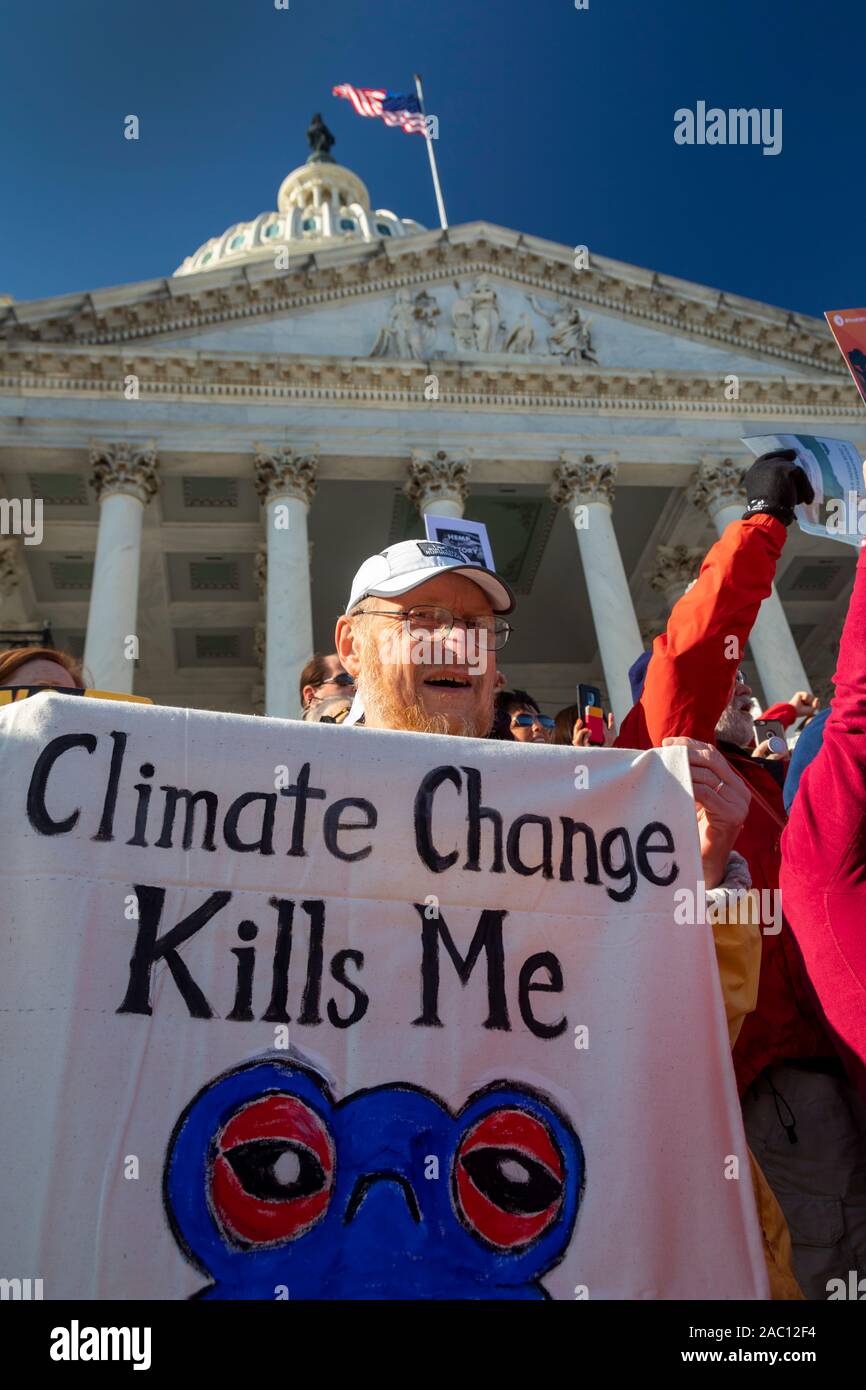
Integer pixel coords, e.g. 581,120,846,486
528,295,598,363
413,289,441,334
371,288,437,359
504,313,536,354
451,282,477,352
467,276,501,352
450,277,505,353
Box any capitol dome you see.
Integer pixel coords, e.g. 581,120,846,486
174,114,424,277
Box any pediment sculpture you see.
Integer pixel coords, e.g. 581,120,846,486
368,279,598,364
451,276,504,353
370,288,441,360
526,295,598,363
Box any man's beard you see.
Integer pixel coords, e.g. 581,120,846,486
715,700,755,749
354,629,491,737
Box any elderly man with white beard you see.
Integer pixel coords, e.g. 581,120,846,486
335,541,503,739
716,667,760,749
716,667,789,761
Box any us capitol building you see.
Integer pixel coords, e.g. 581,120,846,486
1,119,861,721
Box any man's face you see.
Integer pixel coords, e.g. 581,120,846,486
335,572,499,737
715,668,755,749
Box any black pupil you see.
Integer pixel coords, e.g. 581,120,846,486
224,1139,325,1201
460,1145,561,1214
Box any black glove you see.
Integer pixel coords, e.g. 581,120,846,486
743,448,815,527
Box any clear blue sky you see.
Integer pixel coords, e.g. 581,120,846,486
1,0,862,317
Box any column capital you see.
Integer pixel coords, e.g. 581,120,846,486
550,452,619,513
639,615,665,647
254,446,318,506
89,441,159,504
645,543,704,606
0,536,23,597
689,456,747,518
404,449,470,512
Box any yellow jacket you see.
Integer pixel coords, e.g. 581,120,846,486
709,867,803,1300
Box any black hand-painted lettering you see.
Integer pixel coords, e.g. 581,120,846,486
116,884,231,1017
414,765,462,872
26,732,96,835
412,904,510,1030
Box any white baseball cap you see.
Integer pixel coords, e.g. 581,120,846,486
346,539,515,615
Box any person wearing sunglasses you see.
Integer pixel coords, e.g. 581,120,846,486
299,652,356,719
493,688,554,744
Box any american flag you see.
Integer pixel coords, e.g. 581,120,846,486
333,84,428,135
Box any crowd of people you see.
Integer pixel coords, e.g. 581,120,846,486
3,448,865,1300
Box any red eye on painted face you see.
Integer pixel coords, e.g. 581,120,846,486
210,1094,334,1247
453,1107,564,1251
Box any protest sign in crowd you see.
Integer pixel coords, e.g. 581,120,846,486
1,448,865,1302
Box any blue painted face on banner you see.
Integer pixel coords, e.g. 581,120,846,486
164,1059,584,1300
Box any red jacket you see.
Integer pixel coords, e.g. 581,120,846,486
781,541,866,1103
616,514,836,1092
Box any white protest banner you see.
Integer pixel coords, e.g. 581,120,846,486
0,694,768,1300
743,432,865,548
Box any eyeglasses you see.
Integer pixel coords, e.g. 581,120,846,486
511,712,555,729
352,605,512,650
322,672,355,688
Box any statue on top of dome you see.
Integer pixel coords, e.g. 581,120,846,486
307,113,336,164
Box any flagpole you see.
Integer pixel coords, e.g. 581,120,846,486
413,73,448,230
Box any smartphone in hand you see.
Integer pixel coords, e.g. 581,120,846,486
577,683,606,746
753,718,787,756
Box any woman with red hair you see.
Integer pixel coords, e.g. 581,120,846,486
0,645,85,691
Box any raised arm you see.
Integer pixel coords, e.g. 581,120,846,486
619,513,786,747
617,450,813,749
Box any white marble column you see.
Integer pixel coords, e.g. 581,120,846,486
551,453,643,725
690,456,810,706
355,204,373,241
405,450,470,519
83,442,158,693
254,447,317,719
